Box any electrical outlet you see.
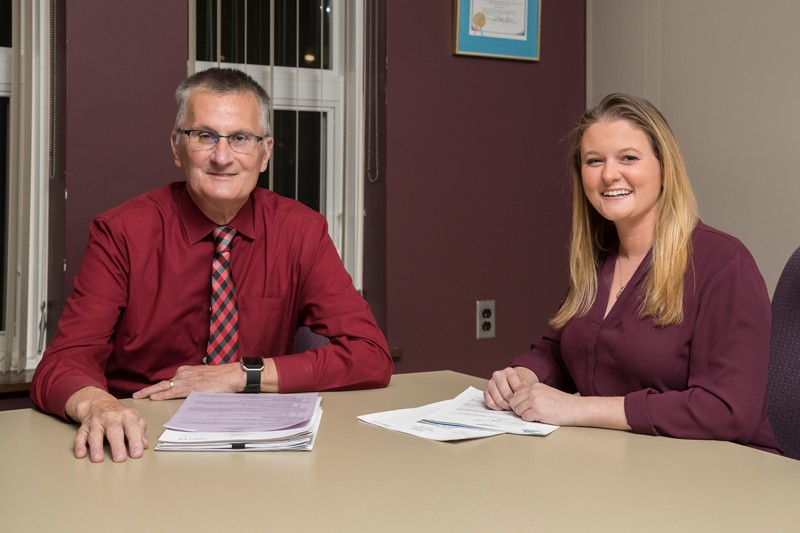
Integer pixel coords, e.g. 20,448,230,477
476,300,496,339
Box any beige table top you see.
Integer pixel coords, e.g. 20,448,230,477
1,370,799,532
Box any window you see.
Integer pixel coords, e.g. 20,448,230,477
195,0,332,69
189,0,365,286
1,0,9,47
1,0,50,374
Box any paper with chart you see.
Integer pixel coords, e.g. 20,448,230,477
358,386,558,441
358,398,503,441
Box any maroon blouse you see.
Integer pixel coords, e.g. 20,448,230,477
513,223,781,453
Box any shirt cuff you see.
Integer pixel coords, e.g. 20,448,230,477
48,377,108,420
623,388,658,435
272,353,315,393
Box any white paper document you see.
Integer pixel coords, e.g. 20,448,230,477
422,387,558,436
358,399,503,441
164,391,319,432
358,387,558,441
156,394,322,452
470,0,528,40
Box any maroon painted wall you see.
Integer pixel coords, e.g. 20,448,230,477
384,1,585,378
61,1,187,300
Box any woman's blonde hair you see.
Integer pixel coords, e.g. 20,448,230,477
550,93,698,329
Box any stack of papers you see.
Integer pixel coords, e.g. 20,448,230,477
358,386,558,441
156,392,322,451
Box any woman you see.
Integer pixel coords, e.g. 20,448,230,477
484,93,781,453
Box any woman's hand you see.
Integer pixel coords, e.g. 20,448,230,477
509,383,631,429
508,382,583,425
484,366,539,411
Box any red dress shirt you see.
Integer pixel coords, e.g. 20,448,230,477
31,183,393,417
513,223,781,453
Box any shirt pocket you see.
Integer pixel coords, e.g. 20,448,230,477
238,295,294,356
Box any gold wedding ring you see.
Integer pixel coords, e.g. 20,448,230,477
169,380,174,389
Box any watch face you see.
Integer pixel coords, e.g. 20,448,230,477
241,357,264,369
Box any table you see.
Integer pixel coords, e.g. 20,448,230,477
1,371,799,532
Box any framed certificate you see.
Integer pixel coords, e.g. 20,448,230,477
454,0,541,61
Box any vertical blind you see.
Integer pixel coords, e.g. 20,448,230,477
0,0,49,375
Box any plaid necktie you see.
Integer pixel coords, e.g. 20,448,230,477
206,226,239,365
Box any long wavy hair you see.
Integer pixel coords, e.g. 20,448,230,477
550,93,698,329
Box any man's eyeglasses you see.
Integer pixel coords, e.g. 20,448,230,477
178,129,266,154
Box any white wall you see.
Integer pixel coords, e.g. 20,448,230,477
587,0,800,295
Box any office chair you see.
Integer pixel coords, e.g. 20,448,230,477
292,326,330,353
768,246,800,460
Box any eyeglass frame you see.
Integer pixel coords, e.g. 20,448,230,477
177,129,268,153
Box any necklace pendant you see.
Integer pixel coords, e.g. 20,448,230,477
616,285,626,299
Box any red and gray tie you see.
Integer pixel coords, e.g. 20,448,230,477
206,225,239,365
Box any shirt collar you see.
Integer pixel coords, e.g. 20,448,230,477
177,183,257,245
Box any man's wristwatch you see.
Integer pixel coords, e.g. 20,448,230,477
240,357,265,393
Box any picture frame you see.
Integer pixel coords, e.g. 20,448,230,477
454,0,541,61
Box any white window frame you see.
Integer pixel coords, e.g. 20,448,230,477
1,0,50,372
189,2,365,289
0,47,12,93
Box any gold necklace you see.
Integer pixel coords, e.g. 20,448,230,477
616,257,626,299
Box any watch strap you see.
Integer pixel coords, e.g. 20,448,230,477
244,368,261,393
241,357,263,393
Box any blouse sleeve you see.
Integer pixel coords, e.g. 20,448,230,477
511,327,578,393
623,249,772,444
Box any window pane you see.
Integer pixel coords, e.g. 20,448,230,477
245,0,272,65
196,0,331,69
195,0,216,61
0,0,10,48
259,109,324,212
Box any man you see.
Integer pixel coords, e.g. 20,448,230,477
31,68,393,463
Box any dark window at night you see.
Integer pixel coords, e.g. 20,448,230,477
259,109,324,212
0,0,11,48
196,1,331,213
196,0,331,69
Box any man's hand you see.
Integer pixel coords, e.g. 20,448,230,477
132,359,279,400
483,366,539,411
66,386,148,463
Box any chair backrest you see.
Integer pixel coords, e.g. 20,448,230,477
292,326,330,353
768,246,800,460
